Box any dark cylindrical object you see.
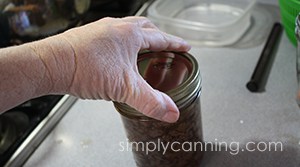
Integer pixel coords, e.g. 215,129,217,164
114,51,204,167
246,22,283,92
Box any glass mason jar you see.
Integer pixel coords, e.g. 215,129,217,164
114,51,204,167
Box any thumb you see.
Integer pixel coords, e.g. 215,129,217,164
125,79,180,123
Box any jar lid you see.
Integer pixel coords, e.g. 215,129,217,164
114,51,201,118
137,51,201,107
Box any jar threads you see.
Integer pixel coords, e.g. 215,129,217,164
114,51,204,167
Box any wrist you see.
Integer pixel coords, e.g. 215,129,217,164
28,35,76,95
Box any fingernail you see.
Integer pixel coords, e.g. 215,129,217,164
161,110,179,123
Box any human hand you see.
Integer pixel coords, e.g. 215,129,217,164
40,16,191,123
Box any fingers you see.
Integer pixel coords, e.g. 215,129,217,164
97,16,191,52
122,16,159,29
125,78,180,123
118,17,186,122
140,28,191,52
122,16,191,52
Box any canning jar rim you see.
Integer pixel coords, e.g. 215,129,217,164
114,51,202,119
137,51,201,100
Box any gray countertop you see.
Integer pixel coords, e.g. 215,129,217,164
24,2,300,167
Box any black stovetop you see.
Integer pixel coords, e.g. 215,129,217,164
0,95,63,166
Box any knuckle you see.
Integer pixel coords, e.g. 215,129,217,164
101,16,114,21
123,23,139,35
112,22,139,38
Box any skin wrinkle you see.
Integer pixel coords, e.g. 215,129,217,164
142,94,164,118
86,68,93,99
47,43,61,90
59,35,77,93
142,29,179,51
0,16,190,122
101,58,112,100
15,63,38,93
26,45,54,94
137,86,154,111
9,52,39,89
158,32,170,50
132,29,144,53
86,65,97,99
48,38,76,93
121,71,135,103
92,68,102,99
99,41,125,97
109,72,123,101
110,38,137,101
113,29,140,104
72,21,136,98
141,30,150,50
104,66,121,100
100,75,109,100
124,80,143,110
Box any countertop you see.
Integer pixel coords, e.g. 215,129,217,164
24,2,300,167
